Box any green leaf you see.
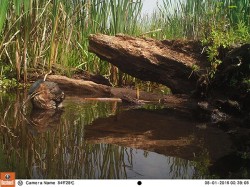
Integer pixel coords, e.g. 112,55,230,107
228,5,237,9
0,0,9,33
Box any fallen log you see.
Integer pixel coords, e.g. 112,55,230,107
88,34,208,94
38,75,168,102
46,75,111,97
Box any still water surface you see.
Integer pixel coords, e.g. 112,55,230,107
0,91,232,179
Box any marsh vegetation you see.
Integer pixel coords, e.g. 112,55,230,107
0,0,249,88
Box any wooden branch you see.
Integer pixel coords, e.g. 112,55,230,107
46,75,111,97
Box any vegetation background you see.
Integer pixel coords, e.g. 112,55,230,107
0,0,249,91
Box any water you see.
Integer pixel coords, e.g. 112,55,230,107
122,148,195,179
0,91,235,179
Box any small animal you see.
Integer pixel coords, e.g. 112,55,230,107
28,79,65,110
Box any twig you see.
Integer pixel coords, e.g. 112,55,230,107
139,29,162,36
0,123,18,138
3,30,20,47
43,70,52,81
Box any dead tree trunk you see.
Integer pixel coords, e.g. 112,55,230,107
88,34,208,94
46,75,111,97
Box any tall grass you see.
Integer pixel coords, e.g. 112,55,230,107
0,0,249,86
148,0,250,40
0,0,9,33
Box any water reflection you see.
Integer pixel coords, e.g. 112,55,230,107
0,91,216,179
124,147,196,179
27,110,63,135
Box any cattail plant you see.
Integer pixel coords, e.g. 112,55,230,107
0,0,249,87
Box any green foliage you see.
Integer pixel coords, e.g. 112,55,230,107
0,68,17,91
0,64,17,91
0,0,9,33
202,21,250,77
109,0,142,35
0,0,250,89
0,77,17,91
198,1,250,77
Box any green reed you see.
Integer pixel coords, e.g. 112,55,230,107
0,0,249,87
0,0,9,34
154,0,250,40
0,0,144,86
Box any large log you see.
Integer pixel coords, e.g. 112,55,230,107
88,34,208,94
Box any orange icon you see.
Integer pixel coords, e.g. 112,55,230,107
0,172,15,187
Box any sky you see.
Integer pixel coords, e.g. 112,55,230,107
141,0,163,15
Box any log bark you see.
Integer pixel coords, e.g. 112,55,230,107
43,75,168,102
46,75,111,97
88,34,208,94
